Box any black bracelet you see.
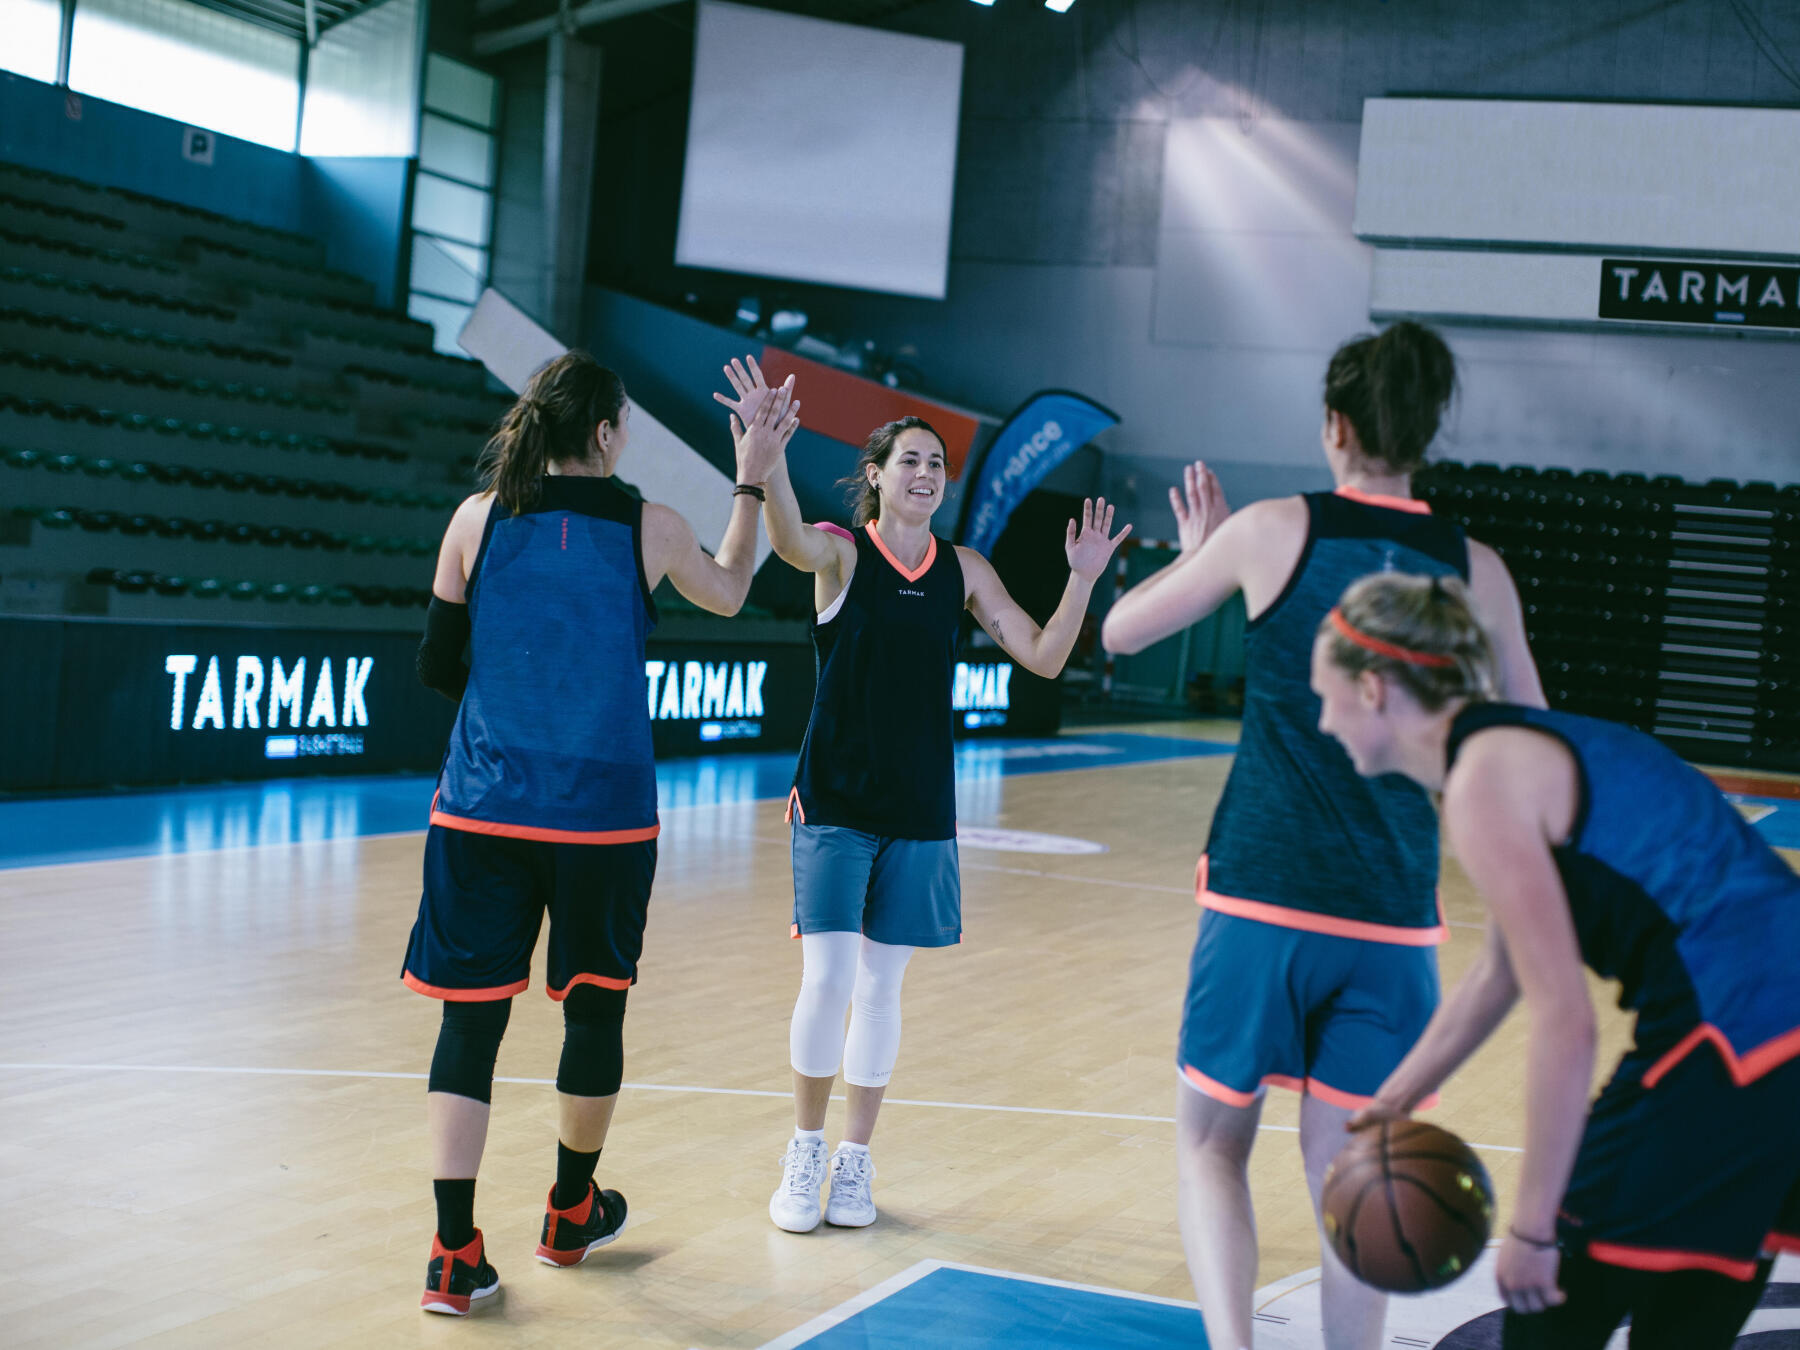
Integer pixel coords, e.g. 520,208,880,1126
1509,1226,1558,1250
733,483,766,502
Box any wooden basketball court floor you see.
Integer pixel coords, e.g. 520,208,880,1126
4,722,1797,1349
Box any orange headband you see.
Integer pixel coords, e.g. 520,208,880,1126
1328,608,1458,669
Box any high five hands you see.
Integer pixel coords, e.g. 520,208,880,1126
715,354,800,487
1066,497,1132,581
1171,460,1229,557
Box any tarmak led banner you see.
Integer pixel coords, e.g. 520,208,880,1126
0,617,817,791
956,390,1120,557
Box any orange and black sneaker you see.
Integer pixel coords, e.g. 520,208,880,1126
420,1228,500,1315
536,1181,628,1267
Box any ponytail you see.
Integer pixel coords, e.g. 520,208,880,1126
1321,572,1498,711
1323,320,1457,472
476,350,627,513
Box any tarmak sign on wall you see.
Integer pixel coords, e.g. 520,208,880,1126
1600,258,1800,330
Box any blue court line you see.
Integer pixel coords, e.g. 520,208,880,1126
763,1262,1210,1350
0,732,1232,870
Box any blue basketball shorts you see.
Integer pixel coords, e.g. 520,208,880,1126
790,822,961,949
1558,1035,1800,1277
402,822,657,1001
1177,908,1439,1109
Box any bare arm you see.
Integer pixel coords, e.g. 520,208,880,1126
430,492,496,602
1100,504,1268,655
961,498,1130,679
1444,739,1594,1244
1365,919,1520,1114
762,453,854,587
713,355,854,596
1467,539,1547,708
642,499,760,616
642,382,799,616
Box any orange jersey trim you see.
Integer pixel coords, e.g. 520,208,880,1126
1766,1231,1800,1256
1182,1064,1440,1111
1334,485,1430,515
784,788,807,825
545,972,632,1001
403,970,530,1002
1640,1021,1800,1089
865,520,937,583
1587,1241,1760,1281
1196,856,1449,947
430,809,660,846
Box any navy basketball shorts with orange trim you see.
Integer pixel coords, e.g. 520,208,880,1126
1176,909,1439,1110
1557,1038,1800,1277
401,823,657,1001
790,822,961,949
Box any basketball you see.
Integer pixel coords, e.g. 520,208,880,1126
1321,1120,1495,1293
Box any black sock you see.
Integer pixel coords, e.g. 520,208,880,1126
433,1178,477,1250
553,1141,600,1210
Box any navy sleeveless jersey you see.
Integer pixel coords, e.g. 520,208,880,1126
790,522,965,841
1449,703,1800,1075
1202,489,1469,939
433,476,660,842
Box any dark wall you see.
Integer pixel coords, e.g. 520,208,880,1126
509,0,1800,541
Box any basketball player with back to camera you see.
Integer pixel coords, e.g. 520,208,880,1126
713,355,1131,1234
1318,571,1800,1350
404,352,799,1314
1101,322,1544,1350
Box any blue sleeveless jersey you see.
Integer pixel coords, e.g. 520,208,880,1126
789,522,965,841
1202,489,1468,940
433,476,659,842
1449,703,1800,1077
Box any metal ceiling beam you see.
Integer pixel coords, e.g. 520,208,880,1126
473,0,682,56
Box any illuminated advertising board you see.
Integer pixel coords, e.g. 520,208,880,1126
0,619,821,790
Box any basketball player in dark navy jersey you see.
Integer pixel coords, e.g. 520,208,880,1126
714,356,1130,1233
1321,571,1800,1350
404,352,798,1314
1103,324,1544,1350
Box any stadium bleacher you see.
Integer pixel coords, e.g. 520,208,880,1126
0,158,511,629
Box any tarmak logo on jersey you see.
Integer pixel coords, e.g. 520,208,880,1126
644,660,767,721
164,654,372,759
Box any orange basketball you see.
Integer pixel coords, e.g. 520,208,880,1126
1320,1119,1494,1293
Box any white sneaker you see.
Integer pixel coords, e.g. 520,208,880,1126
823,1146,876,1228
769,1135,828,1232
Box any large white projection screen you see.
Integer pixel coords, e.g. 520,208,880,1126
675,1,963,300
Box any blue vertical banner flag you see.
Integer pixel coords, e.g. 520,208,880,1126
956,390,1120,556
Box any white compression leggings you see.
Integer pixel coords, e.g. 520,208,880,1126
788,932,915,1088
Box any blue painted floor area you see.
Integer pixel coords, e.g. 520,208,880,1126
0,732,1233,870
790,1267,1209,1349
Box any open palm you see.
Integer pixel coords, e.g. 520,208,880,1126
1066,497,1131,581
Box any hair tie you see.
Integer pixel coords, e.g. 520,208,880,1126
1329,607,1457,669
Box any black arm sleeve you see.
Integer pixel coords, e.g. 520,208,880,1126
417,596,471,702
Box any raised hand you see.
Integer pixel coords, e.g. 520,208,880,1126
729,378,799,487
1170,460,1229,556
713,354,778,427
1065,497,1132,581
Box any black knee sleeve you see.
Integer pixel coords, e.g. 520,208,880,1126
556,984,627,1097
427,997,512,1103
